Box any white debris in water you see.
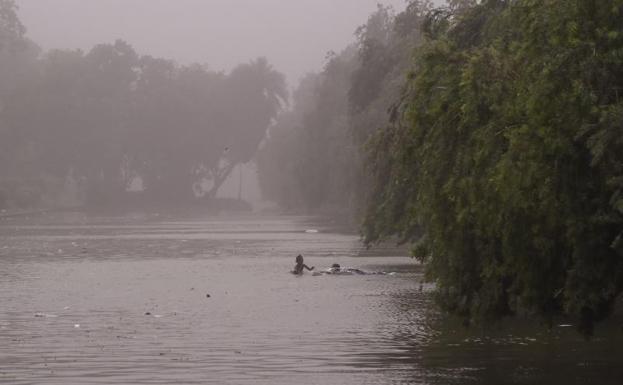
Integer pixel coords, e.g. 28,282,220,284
35,313,58,318
74,324,80,328
558,324,573,328
305,229,319,233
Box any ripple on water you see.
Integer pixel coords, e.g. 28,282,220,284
2,214,622,385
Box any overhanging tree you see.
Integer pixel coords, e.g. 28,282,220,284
363,0,623,334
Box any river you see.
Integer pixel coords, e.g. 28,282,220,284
1,212,621,384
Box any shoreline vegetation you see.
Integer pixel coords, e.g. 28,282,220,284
1,0,622,335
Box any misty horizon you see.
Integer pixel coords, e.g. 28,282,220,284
16,0,425,87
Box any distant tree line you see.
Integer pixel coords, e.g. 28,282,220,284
0,0,286,209
258,0,623,334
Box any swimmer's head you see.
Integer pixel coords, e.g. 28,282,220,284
331,263,340,269
296,254,303,263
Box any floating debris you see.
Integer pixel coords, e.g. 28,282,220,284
34,313,58,318
305,229,319,233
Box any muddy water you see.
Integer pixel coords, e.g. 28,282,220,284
1,212,622,384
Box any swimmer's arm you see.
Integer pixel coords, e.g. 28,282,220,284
304,264,314,271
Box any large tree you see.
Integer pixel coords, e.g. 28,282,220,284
128,57,287,202
363,0,623,334
0,0,42,207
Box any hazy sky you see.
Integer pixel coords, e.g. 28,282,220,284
17,0,422,87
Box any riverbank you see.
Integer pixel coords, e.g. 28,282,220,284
0,206,81,219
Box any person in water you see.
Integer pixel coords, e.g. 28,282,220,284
329,263,342,273
293,254,314,275
318,263,371,275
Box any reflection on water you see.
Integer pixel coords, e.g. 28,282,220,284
1,212,622,384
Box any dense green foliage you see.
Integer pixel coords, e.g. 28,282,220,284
0,1,286,208
364,0,623,333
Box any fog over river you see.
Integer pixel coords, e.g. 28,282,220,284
1,213,622,384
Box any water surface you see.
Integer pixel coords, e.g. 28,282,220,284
1,212,621,384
